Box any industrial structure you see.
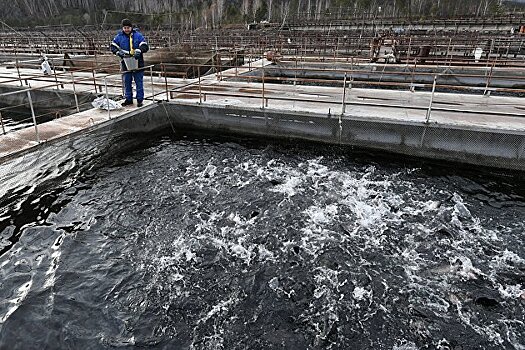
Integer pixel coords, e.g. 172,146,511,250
1,14,525,173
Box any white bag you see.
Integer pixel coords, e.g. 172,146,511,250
41,59,52,75
91,96,122,111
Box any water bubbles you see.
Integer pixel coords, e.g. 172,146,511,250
2,135,524,348
498,284,524,300
352,286,372,302
393,339,419,350
452,192,472,219
450,256,484,280
199,163,217,179
268,277,279,291
269,175,303,197
303,204,338,225
229,243,253,264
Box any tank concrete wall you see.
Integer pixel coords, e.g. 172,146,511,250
158,102,525,171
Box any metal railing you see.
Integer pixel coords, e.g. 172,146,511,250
2,49,524,146
0,59,159,142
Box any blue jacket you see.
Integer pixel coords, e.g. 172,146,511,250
110,29,149,69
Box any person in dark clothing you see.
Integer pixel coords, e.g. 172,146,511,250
110,18,149,107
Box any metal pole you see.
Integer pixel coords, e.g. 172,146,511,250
104,77,111,119
261,59,265,109
488,39,495,61
407,37,412,63
517,39,523,63
121,72,125,98
150,66,155,103
26,90,40,143
350,57,354,89
198,67,202,104
425,75,437,123
211,47,216,78
0,111,6,135
445,37,452,66
16,58,23,86
448,44,455,68
52,59,62,90
420,75,437,147
410,58,417,92
294,54,298,86
217,52,222,81
163,64,169,101
235,48,238,77
341,72,347,114
484,60,495,96
71,72,80,112
215,36,219,80
92,69,98,93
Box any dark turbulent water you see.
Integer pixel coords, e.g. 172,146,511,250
0,131,524,349
0,108,34,133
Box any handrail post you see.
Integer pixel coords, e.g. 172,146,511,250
341,72,347,115
16,58,24,86
350,57,354,89
92,69,98,93
261,59,265,109
104,77,111,119
26,90,40,143
407,37,412,64
211,47,215,78
425,75,437,123
162,64,169,101
121,71,125,98
420,75,438,148
71,72,80,112
52,59,62,90
150,66,155,103
294,58,298,86
410,58,417,92
483,60,495,96
235,49,238,77
198,66,202,104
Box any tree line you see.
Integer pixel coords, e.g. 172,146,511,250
1,0,523,28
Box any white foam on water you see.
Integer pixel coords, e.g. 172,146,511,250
352,286,372,302
393,340,419,350
195,211,225,234
202,297,237,322
502,320,525,350
270,175,303,197
229,242,253,264
189,295,240,350
268,277,279,291
303,204,338,225
449,294,506,346
257,244,276,262
491,249,525,269
452,192,471,218
498,284,524,299
450,256,484,280
127,151,524,348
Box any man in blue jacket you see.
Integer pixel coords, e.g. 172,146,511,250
110,19,149,107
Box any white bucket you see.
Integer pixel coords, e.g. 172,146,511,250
123,56,138,71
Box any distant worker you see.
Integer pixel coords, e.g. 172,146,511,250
110,18,149,107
